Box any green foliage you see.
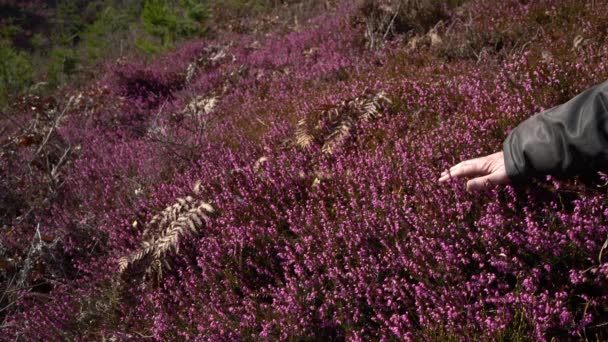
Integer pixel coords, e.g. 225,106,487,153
0,44,33,106
81,6,131,61
48,48,79,86
135,37,163,55
178,0,209,36
141,0,178,48
0,24,23,41
55,0,87,45
182,0,209,22
208,0,271,20
141,0,208,51
0,0,274,101
30,33,47,51
215,0,269,12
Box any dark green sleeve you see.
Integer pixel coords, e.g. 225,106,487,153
503,81,608,183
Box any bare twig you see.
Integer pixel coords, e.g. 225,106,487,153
366,20,376,49
16,224,43,288
50,147,72,180
599,235,608,264
0,273,18,310
32,97,73,161
593,321,608,328
383,4,402,40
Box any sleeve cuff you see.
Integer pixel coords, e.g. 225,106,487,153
503,129,526,184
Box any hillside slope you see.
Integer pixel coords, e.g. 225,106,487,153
1,0,608,340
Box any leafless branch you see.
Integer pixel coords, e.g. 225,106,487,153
383,4,401,39
32,97,73,161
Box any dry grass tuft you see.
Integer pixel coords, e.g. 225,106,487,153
294,91,391,154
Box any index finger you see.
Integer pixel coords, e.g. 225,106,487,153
439,158,487,182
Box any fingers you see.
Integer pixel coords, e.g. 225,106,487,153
438,151,509,192
438,157,488,183
466,175,494,192
466,171,510,192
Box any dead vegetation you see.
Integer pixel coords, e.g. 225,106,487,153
181,96,218,117
358,0,463,49
118,185,215,278
209,0,340,34
0,95,80,325
294,91,391,154
184,45,234,84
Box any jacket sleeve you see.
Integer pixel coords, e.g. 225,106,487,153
503,81,608,183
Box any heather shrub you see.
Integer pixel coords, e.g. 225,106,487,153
113,63,180,105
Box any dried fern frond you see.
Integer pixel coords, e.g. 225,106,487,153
117,257,129,273
153,202,212,257
294,119,315,148
322,115,355,154
360,99,379,122
119,198,215,276
360,91,391,121
253,156,268,174
182,96,219,117
144,195,196,240
193,180,202,195
294,91,392,154
375,91,392,104
184,45,232,83
185,63,197,84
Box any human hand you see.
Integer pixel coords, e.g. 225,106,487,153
438,151,511,192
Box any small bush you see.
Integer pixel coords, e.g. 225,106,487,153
0,44,33,106
141,0,209,50
80,6,131,61
47,47,79,86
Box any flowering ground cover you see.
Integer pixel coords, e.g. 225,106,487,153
1,0,608,340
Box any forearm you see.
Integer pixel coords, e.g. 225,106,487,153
503,81,608,182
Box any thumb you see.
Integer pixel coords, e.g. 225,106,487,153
466,175,494,192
